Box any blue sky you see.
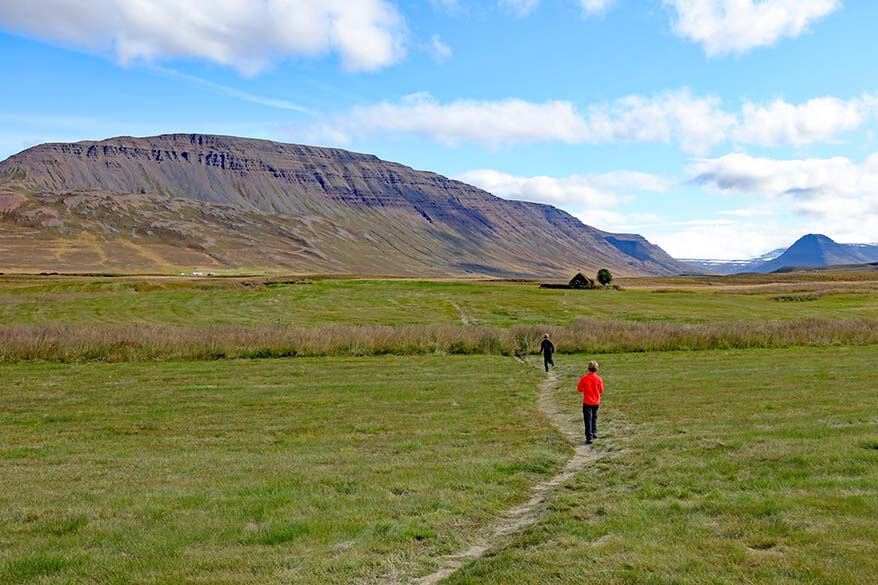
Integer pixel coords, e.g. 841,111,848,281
1,0,876,259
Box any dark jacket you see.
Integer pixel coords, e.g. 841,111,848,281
540,339,555,355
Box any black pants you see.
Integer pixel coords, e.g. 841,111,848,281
583,404,599,441
543,353,554,371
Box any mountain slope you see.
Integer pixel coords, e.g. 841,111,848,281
0,134,693,276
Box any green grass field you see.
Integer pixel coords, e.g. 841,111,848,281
0,356,567,584
447,347,878,584
1,275,877,327
2,274,877,583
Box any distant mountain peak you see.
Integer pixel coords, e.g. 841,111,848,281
681,234,878,275
748,234,877,273
794,233,834,245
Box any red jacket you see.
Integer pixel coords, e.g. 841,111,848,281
577,372,604,405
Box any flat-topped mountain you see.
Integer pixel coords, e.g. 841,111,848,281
0,134,693,276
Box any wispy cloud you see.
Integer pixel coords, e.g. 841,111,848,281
428,34,453,62
499,0,540,18
152,67,310,113
456,168,670,210
579,0,616,15
430,0,464,14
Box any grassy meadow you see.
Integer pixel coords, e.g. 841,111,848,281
445,347,878,584
0,356,567,584
1,274,877,328
1,272,877,583
1,274,877,362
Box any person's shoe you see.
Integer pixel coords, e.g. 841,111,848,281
592,434,598,440
585,439,593,445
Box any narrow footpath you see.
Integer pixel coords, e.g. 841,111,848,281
406,363,596,585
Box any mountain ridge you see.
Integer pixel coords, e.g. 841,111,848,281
0,133,694,277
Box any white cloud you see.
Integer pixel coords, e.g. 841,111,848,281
584,89,736,153
691,153,867,199
306,89,878,153
306,90,729,151
665,0,841,56
733,96,870,146
649,221,797,259
429,34,453,62
456,168,669,210
581,152,878,260
579,0,617,15
457,169,613,208
689,152,878,244
308,92,589,147
499,0,541,18
457,167,679,235
0,0,407,74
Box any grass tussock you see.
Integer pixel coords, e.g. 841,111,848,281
1,318,876,363
772,293,820,302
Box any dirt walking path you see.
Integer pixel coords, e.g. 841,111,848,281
406,363,595,585
447,300,477,326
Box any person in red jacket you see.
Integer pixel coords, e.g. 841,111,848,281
577,361,604,444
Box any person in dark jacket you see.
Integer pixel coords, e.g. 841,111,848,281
539,334,555,372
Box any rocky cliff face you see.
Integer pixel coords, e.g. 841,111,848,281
0,134,693,276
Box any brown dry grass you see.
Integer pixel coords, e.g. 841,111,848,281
1,318,875,363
